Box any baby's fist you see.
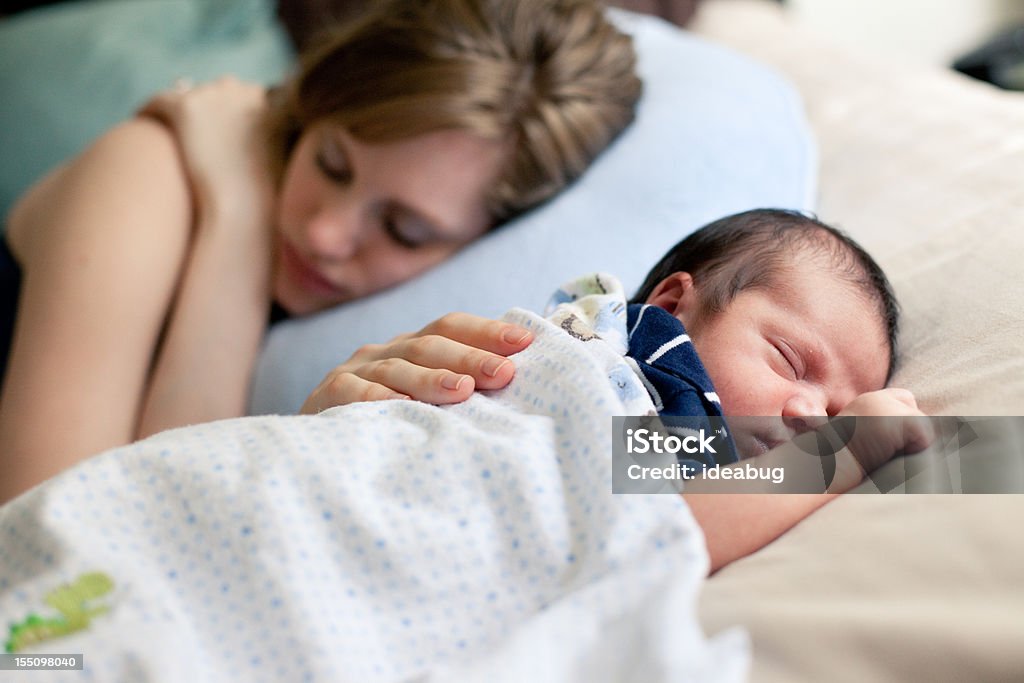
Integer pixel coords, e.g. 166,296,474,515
834,388,934,484
840,387,918,416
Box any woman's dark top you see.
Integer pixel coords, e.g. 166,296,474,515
1,235,21,390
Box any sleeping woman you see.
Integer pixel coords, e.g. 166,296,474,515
0,0,642,504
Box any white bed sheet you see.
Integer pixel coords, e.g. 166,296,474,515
1,299,747,682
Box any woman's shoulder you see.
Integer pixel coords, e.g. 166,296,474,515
85,116,182,161
53,117,186,194
6,117,190,260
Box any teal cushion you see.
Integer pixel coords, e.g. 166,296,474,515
0,0,294,225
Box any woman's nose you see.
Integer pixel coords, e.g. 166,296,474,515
303,200,365,261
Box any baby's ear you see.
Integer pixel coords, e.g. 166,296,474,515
645,272,697,317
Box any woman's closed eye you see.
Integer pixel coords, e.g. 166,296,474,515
383,210,435,249
315,138,351,184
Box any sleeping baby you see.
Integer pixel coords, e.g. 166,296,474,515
584,208,932,569
307,206,935,572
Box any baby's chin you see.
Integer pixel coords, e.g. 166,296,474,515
737,434,779,459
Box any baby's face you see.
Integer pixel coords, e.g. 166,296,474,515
651,259,889,457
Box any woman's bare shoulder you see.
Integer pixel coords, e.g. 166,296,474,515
7,117,190,259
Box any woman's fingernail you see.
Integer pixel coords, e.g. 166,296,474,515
502,327,531,345
482,357,509,378
441,373,468,391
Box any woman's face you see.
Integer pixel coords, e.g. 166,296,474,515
273,122,507,315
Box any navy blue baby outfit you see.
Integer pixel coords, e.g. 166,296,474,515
624,304,739,472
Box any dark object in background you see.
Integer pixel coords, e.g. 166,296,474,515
6,1,702,44
2,0,62,15
953,23,1024,91
277,0,702,52
275,0,367,50
608,0,701,27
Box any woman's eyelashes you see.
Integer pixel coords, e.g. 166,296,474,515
313,134,437,249
383,211,433,249
315,139,351,183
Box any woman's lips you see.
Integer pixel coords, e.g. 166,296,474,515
280,240,343,297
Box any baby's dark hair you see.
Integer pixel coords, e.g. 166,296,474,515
630,209,901,383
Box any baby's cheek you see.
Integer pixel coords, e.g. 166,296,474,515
715,376,764,417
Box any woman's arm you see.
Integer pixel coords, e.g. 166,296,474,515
135,200,272,437
135,78,275,436
0,118,193,503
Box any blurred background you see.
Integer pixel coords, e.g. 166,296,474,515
784,0,1024,89
5,0,1024,87
3,0,1023,222
787,0,1024,67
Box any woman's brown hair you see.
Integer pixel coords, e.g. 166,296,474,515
265,0,641,224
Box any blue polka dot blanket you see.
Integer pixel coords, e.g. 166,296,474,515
0,274,748,682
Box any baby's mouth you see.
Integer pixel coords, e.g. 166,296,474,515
746,433,788,458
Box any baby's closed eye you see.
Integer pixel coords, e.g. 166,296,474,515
770,339,803,380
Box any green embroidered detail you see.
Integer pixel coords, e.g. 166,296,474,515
5,572,114,653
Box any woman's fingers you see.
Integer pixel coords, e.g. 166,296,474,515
311,332,511,410
137,91,183,128
366,314,532,390
358,357,476,404
300,371,410,415
417,312,533,356
301,358,474,414
301,314,535,413
410,313,532,389
383,334,514,391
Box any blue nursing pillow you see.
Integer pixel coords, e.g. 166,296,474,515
250,10,818,413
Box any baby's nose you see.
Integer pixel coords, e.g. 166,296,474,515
782,414,829,435
782,392,829,434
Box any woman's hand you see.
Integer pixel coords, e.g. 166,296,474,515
138,76,274,228
301,313,534,414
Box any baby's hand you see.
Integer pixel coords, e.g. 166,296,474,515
830,388,934,490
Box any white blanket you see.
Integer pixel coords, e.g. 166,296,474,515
0,302,748,682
